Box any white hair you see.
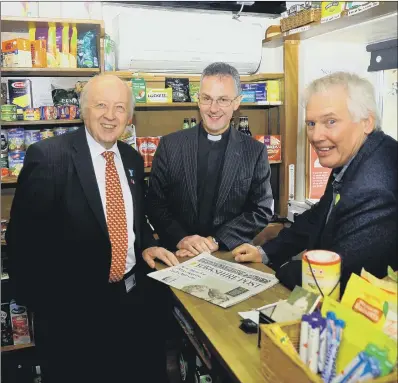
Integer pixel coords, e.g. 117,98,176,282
304,71,381,130
79,74,134,120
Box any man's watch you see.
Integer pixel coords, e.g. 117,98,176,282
211,237,219,246
256,246,270,265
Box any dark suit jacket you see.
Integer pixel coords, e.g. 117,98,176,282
6,127,157,312
264,130,398,292
146,125,273,251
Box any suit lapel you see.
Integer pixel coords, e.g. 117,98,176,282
118,143,139,234
72,128,108,238
215,127,242,212
182,128,198,217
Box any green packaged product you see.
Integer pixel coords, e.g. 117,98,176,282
131,78,146,104
189,83,200,103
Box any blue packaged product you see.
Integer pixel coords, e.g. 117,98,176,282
77,30,99,68
241,90,256,102
24,130,41,149
7,128,25,152
8,151,25,177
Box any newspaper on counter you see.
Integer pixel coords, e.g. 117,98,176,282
147,253,279,308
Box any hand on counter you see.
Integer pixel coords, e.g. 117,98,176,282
176,234,217,256
232,243,262,263
143,246,179,268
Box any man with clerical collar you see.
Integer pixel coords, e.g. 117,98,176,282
233,72,398,293
147,62,273,256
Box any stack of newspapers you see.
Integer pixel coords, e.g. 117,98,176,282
148,253,279,308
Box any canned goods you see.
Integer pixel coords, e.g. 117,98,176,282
1,153,8,170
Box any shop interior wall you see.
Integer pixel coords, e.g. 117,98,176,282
295,39,375,201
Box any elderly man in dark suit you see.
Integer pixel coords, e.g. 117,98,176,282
6,74,179,383
147,62,273,257
233,72,397,293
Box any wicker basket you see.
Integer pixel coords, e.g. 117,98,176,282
280,8,321,32
259,321,397,383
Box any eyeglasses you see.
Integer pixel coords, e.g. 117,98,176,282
198,94,240,107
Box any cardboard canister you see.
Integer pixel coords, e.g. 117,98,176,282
302,250,341,300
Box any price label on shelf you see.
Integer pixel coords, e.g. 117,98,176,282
321,14,341,23
286,25,311,36
347,2,379,17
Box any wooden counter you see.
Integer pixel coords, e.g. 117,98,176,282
156,251,290,383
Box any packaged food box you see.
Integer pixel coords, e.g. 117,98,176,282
136,137,149,167
8,79,33,109
321,1,345,21
40,105,58,120
255,135,282,162
1,38,32,68
25,130,41,149
241,83,266,102
146,88,173,104
8,151,25,177
241,90,256,103
53,127,68,136
40,129,54,140
132,78,146,103
9,300,31,345
1,303,14,346
7,128,25,151
265,81,281,102
147,136,160,166
165,78,190,102
31,40,47,68
189,83,199,103
23,108,41,121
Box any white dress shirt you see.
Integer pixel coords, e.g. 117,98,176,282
85,128,136,273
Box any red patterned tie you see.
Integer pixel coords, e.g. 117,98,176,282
102,151,128,282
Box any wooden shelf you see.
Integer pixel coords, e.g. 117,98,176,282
1,16,105,37
269,160,282,164
1,342,35,353
135,102,282,108
1,67,100,77
263,2,397,48
1,176,18,189
111,72,284,82
1,119,83,126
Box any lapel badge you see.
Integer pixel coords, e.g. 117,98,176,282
335,193,340,206
128,169,135,184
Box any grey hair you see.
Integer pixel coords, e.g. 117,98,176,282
304,72,381,130
79,74,134,119
200,62,241,96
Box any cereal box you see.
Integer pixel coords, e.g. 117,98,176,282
9,300,31,345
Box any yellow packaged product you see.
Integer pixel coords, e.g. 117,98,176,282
265,81,280,102
361,267,397,295
69,24,77,68
60,23,70,68
341,273,397,340
146,88,173,104
321,1,345,21
321,296,397,375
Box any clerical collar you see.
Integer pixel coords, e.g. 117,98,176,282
207,134,222,141
199,123,230,142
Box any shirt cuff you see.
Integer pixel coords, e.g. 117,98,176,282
256,246,270,265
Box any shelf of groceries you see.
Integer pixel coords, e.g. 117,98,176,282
262,1,397,48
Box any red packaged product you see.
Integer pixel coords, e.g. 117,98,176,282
146,136,160,166
136,137,149,167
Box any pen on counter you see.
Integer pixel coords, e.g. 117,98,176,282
255,300,287,312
